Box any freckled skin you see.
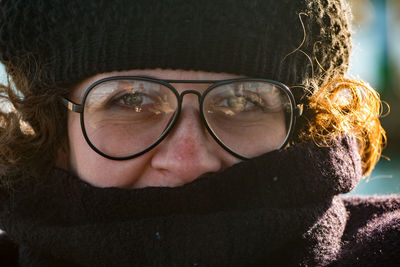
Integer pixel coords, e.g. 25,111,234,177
63,69,242,188
175,137,197,161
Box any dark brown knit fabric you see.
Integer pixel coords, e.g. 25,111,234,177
0,136,371,266
0,0,351,98
0,136,399,266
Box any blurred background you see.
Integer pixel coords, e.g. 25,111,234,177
0,0,399,195
346,0,400,195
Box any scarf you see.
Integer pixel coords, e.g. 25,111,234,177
0,136,362,266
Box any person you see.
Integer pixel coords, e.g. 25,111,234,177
0,0,399,266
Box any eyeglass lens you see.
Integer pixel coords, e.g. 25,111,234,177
202,81,292,158
82,79,293,159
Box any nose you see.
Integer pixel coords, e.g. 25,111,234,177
150,94,222,186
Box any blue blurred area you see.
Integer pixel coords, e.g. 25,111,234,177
347,0,400,195
347,153,400,195
0,63,6,85
348,0,387,90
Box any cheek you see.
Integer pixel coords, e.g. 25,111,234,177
67,113,150,188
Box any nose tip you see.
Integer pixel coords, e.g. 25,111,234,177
172,135,199,162
168,136,221,182
150,108,222,186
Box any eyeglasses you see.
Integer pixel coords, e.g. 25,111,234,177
61,76,303,160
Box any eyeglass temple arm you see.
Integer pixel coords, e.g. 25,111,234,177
60,97,83,113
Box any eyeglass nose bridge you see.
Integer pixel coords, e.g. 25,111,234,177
179,90,202,104
168,89,203,133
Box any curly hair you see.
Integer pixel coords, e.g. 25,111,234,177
0,60,68,188
299,77,386,176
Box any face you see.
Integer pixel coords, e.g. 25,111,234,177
65,69,288,188
66,69,241,188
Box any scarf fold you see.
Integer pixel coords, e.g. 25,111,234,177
0,136,362,266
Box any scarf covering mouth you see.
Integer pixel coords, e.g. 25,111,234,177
0,136,362,266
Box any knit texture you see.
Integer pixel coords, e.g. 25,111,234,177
1,196,399,266
334,196,400,265
0,0,351,98
2,136,394,266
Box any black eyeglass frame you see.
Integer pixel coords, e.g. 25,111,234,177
61,76,303,161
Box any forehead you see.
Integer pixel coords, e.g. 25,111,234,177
70,69,245,99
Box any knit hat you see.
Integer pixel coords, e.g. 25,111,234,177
0,0,352,96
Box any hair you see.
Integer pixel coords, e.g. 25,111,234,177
298,77,386,176
0,60,69,188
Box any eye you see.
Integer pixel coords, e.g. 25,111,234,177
225,95,255,111
210,90,284,117
115,92,154,109
215,92,261,112
118,93,144,106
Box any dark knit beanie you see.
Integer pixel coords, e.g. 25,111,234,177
0,0,352,97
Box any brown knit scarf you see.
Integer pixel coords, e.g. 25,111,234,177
0,136,362,266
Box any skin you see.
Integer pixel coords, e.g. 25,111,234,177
66,69,245,188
